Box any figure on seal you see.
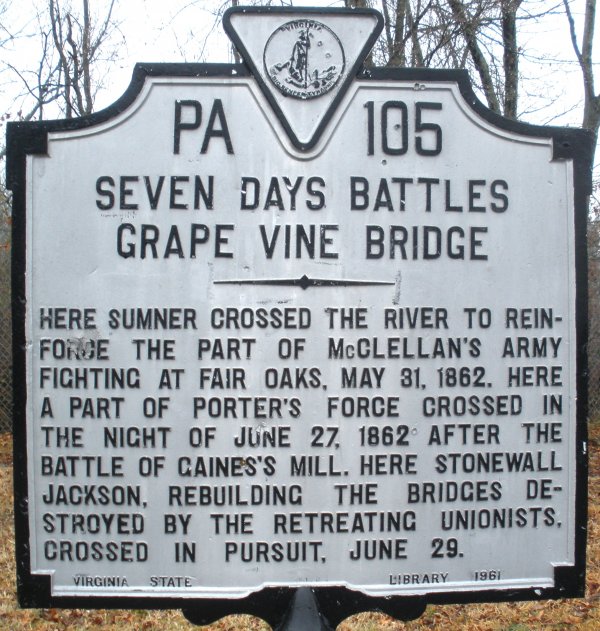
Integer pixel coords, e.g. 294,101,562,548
271,28,313,89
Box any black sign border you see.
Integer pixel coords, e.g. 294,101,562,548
6,43,593,627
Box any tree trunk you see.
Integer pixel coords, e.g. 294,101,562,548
407,0,424,67
502,0,521,119
448,0,501,114
82,0,93,115
389,0,407,67
49,0,73,118
564,0,599,146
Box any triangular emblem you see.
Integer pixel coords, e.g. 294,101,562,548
224,7,383,151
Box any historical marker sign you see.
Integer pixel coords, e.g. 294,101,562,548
6,6,591,624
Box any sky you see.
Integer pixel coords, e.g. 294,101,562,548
0,1,597,135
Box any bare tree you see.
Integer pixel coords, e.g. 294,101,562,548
375,1,524,117
500,0,521,118
448,1,502,111
371,2,582,121
1,1,595,139
0,0,121,129
48,0,119,118
563,0,599,147
5,15,63,123
380,0,428,67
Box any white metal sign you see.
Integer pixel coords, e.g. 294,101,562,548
8,6,589,613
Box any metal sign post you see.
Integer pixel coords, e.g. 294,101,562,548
6,6,591,627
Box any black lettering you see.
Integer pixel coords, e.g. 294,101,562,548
201,99,234,154
174,100,202,154
96,176,115,210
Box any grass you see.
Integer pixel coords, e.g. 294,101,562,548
0,426,599,630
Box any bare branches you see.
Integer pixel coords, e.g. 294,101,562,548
0,0,595,153
47,0,120,118
374,1,577,121
49,0,73,117
563,0,599,138
448,0,501,113
563,0,592,94
388,0,407,66
501,0,522,118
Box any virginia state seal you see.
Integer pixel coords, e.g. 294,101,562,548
263,19,345,100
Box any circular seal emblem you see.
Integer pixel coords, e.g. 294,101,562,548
263,19,345,100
